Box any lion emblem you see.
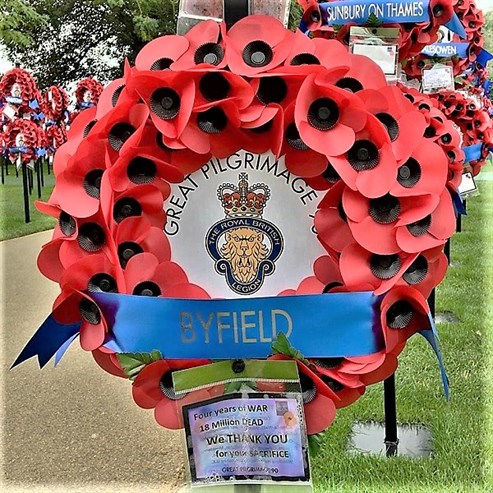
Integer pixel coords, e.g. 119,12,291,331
220,227,269,284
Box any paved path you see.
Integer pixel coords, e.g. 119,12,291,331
1,231,186,493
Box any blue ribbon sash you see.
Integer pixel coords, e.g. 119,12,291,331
94,291,384,359
300,1,466,39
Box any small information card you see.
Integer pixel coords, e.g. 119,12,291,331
183,394,309,485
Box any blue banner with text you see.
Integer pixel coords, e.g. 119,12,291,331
95,291,384,359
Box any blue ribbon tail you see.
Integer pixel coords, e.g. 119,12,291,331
54,333,79,366
11,314,81,369
452,191,466,216
298,19,309,34
419,313,450,400
477,48,493,68
445,14,467,39
29,99,40,110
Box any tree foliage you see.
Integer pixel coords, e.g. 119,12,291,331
3,0,302,89
3,0,179,88
483,11,493,56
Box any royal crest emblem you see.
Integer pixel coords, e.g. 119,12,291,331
205,173,284,295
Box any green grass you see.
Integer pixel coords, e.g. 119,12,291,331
0,160,56,240
311,180,493,493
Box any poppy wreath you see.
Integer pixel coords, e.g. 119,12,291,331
0,67,41,118
3,119,46,163
298,0,456,61
430,89,493,175
45,122,68,151
43,85,70,122
33,15,461,435
71,77,104,122
403,0,485,79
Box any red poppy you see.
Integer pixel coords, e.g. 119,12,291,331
107,146,179,197
269,354,339,435
337,54,387,91
47,211,115,272
179,99,246,157
224,15,293,76
329,113,398,198
92,347,127,378
53,107,98,173
52,289,108,351
429,0,454,25
380,286,433,353
359,85,427,162
95,77,138,120
122,253,188,296
389,139,449,198
295,72,367,158
313,255,343,288
242,104,284,156
339,243,419,295
281,101,327,177
307,358,366,409
132,359,215,429
88,100,149,162
59,253,123,294
114,216,170,268
299,0,323,33
314,181,355,253
190,70,254,111
54,253,122,351
126,71,194,140
336,349,399,384
343,187,440,254
110,185,167,230
135,34,189,71
395,246,448,298
53,138,108,218
116,122,209,176
171,20,227,71
395,189,456,253
282,33,352,75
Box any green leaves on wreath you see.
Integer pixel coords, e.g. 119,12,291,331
117,350,163,380
272,332,309,365
366,13,383,28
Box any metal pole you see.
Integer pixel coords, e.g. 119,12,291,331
40,157,45,187
36,159,42,198
444,239,450,265
383,374,398,457
28,167,33,194
1,156,4,184
428,289,436,319
21,162,30,223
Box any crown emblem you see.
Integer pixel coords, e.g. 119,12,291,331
217,173,270,218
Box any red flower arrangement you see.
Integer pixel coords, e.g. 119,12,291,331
3,118,45,164
427,89,493,175
0,67,40,119
403,0,486,79
33,15,459,435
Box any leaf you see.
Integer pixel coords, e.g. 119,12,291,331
271,332,308,364
308,433,324,456
117,350,162,380
366,14,383,28
225,381,243,393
